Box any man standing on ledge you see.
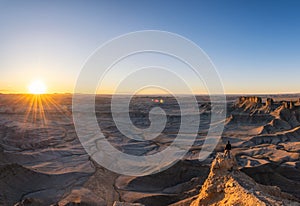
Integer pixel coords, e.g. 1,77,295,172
224,141,231,158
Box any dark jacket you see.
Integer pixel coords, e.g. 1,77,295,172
225,143,231,150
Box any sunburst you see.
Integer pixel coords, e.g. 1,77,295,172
13,81,72,128
28,80,47,94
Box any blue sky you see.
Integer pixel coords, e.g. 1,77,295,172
0,0,299,94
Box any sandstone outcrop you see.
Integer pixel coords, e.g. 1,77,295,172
190,153,299,206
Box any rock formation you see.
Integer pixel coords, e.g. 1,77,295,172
190,153,299,206
266,98,274,106
281,101,295,109
237,96,262,105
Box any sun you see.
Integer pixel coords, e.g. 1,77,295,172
28,80,47,94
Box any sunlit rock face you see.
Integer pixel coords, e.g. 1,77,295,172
190,154,299,206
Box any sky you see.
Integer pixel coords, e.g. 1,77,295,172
0,0,300,94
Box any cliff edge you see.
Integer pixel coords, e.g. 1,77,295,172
190,153,299,206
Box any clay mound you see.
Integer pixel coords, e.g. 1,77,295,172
0,163,90,206
190,153,299,206
115,160,210,206
260,105,300,135
242,162,300,200
249,126,300,145
57,188,106,206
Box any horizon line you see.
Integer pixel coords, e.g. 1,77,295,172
0,92,299,96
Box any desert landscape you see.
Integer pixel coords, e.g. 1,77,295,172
0,94,299,206
1,1,300,206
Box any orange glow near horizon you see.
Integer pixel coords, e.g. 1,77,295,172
0,79,298,95
14,94,72,129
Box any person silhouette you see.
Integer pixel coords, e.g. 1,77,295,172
224,141,231,158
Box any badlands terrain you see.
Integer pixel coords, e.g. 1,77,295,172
0,94,299,205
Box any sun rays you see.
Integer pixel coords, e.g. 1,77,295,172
15,94,72,129
0,80,71,129
23,94,48,126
